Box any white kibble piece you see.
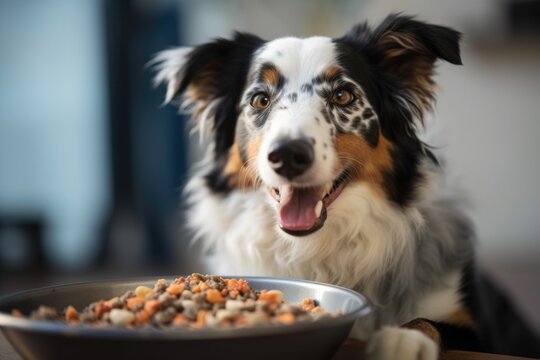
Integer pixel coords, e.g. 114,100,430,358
181,300,196,311
109,309,135,326
205,313,219,327
180,290,193,300
244,311,268,325
215,309,235,322
225,300,245,311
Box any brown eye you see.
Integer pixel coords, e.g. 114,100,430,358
250,92,271,109
331,89,354,106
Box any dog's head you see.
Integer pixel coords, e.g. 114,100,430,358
153,14,461,237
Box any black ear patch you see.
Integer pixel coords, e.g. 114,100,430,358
371,14,462,66
154,32,264,192
177,33,263,158
342,14,462,120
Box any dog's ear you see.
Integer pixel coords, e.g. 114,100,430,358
152,32,263,141
345,14,462,117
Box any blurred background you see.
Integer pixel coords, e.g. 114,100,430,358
0,0,539,332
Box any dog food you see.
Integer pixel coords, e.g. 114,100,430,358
13,274,337,328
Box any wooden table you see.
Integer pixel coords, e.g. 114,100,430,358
1,332,535,360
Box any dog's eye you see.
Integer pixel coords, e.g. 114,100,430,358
250,92,271,109
331,89,354,106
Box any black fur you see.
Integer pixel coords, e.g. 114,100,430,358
158,15,540,358
459,262,540,357
174,32,264,192
334,14,461,205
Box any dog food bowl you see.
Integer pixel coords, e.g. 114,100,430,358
0,276,371,360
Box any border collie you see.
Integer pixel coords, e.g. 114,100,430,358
153,14,540,359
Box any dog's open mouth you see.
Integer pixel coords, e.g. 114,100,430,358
269,171,349,236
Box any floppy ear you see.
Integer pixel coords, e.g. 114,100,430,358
152,32,263,155
346,14,462,119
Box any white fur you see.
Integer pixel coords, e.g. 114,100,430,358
157,35,468,360
414,271,462,322
186,172,455,339
366,327,438,360
151,47,192,103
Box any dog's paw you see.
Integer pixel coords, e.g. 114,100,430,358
365,327,438,360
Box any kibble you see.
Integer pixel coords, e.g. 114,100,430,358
14,274,339,329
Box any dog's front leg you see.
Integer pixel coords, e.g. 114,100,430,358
365,319,440,360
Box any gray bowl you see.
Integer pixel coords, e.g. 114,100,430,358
0,276,371,360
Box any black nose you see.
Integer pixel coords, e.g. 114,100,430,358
267,139,314,179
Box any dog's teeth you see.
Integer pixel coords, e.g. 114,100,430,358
314,200,323,218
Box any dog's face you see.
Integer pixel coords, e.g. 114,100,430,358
154,14,461,237
238,37,385,236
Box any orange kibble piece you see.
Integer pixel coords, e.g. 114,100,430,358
235,316,248,326
65,306,79,322
258,290,283,304
302,298,316,312
276,312,296,325
11,309,24,318
192,282,208,293
227,279,239,291
172,314,188,326
239,280,251,293
166,283,184,296
127,297,145,311
206,289,225,304
135,309,151,324
221,288,229,297
95,301,111,319
194,310,207,328
227,279,251,294
144,300,161,315
104,298,119,308
229,290,239,299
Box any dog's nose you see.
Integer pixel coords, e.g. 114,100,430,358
268,139,314,179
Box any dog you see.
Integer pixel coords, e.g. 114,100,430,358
152,14,540,359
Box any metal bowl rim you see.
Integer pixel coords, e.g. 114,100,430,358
0,276,371,340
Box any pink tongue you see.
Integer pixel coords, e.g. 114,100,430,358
278,185,321,231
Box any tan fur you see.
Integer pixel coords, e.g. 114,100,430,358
260,66,281,87
323,65,344,82
223,138,262,190
402,318,442,348
378,32,437,117
335,134,393,197
445,308,475,328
